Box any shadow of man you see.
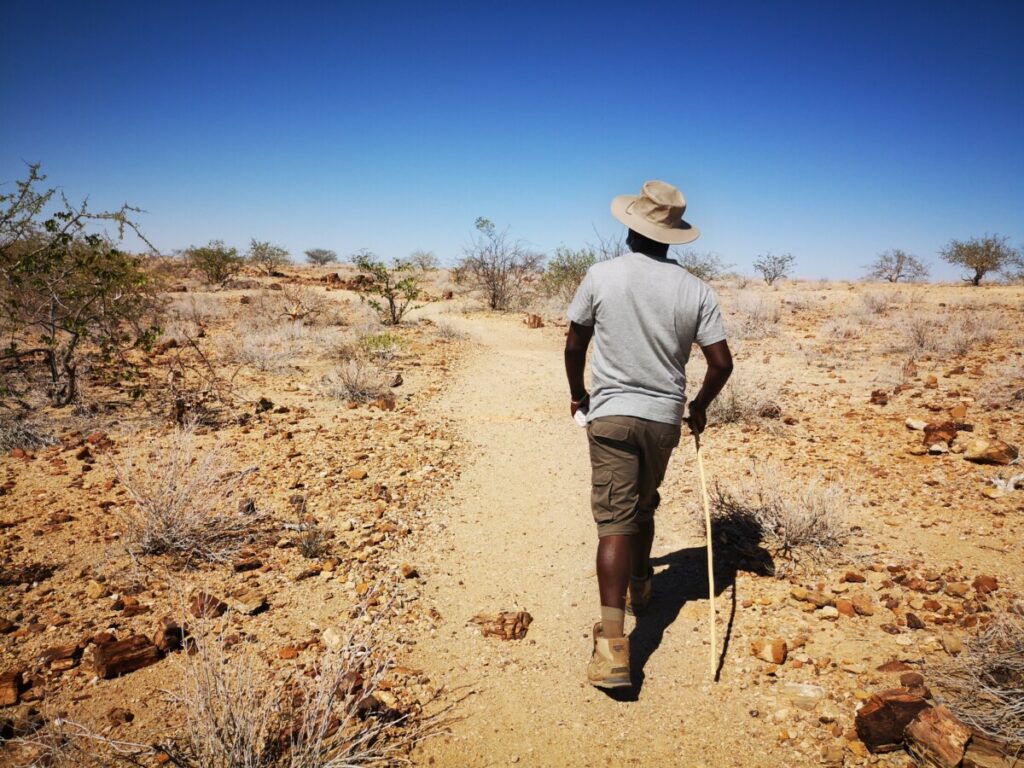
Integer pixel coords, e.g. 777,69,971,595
602,515,774,701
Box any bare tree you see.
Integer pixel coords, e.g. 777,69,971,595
940,234,1022,286
408,249,439,271
246,239,289,275
753,252,795,285
672,249,733,281
458,218,543,310
589,227,627,261
304,247,337,266
864,249,930,283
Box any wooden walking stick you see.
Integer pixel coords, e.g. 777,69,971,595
694,432,717,680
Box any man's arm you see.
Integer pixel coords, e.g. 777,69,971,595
564,321,594,415
686,339,733,434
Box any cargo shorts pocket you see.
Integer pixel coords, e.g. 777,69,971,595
590,468,614,523
657,428,681,449
589,420,630,443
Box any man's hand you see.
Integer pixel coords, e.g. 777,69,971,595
685,401,707,435
570,392,590,417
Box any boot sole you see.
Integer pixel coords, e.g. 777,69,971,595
589,675,632,689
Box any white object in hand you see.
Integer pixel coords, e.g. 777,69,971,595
573,409,588,427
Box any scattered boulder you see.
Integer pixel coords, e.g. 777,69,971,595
972,574,998,594
94,635,161,679
923,421,957,446
524,314,544,329
904,705,971,768
190,592,228,619
964,439,1019,466
906,418,927,431
854,687,930,753
471,610,533,640
1,669,23,707
870,390,889,405
750,637,788,664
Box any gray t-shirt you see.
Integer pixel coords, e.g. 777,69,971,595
567,252,727,425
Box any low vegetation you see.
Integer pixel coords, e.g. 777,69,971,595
458,217,543,310
186,240,245,286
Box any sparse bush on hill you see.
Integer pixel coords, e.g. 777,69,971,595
540,246,596,301
673,249,733,282
304,247,338,266
352,250,422,325
0,164,163,406
247,239,290,275
729,293,782,339
187,240,245,286
753,252,795,285
864,248,930,283
941,234,1023,286
459,217,543,310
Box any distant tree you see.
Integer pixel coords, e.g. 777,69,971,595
753,252,795,285
864,249,930,283
672,249,733,282
459,217,544,310
940,234,1022,286
0,164,162,405
408,250,439,271
304,248,338,266
352,250,422,325
186,241,244,285
541,247,596,301
246,239,289,275
590,228,627,261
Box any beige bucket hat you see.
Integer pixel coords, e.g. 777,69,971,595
611,180,700,245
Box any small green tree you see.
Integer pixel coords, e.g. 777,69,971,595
753,252,795,285
352,250,421,325
459,218,543,310
246,239,289,275
0,164,162,405
940,235,1022,286
864,249,930,283
186,240,244,285
541,247,596,301
672,249,733,281
304,248,338,266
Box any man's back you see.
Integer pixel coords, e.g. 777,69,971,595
567,252,725,425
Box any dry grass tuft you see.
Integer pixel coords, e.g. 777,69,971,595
112,424,265,567
0,413,56,452
931,614,1024,742
705,463,851,575
706,379,783,427
728,293,782,339
157,602,441,767
434,320,467,342
321,359,390,403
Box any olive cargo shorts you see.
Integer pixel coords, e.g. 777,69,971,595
587,415,681,538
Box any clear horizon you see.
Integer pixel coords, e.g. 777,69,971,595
2,1,1021,282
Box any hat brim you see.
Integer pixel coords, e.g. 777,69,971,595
611,195,701,245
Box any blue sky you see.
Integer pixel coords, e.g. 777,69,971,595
2,1,1021,280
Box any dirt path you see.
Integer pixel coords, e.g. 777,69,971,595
408,313,788,767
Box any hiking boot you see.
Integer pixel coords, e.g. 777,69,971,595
587,622,631,689
625,569,653,616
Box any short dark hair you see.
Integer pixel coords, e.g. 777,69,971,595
627,229,670,258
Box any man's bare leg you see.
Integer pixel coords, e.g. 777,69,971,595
597,535,630,637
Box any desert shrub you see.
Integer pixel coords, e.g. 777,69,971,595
305,248,338,266
672,249,733,282
943,312,997,356
540,247,596,302
112,424,264,567
706,379,782,426
0,412,56,452
753,252,795,285
231,326,302,372
458,217,543,310
186,240,245,286
322,359,389,403
352,250,422,325
158,601,433,768
247,239,290,275
408,249,439,271
707,464,851,575
171,293,232,326
730,293,781,339
823,317,863,340
434,320,467,342
858,291,890,313
358,331,402,362
0,165,163,406
932,614,1024,741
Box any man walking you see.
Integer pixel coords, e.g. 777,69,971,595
564,180,734,689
